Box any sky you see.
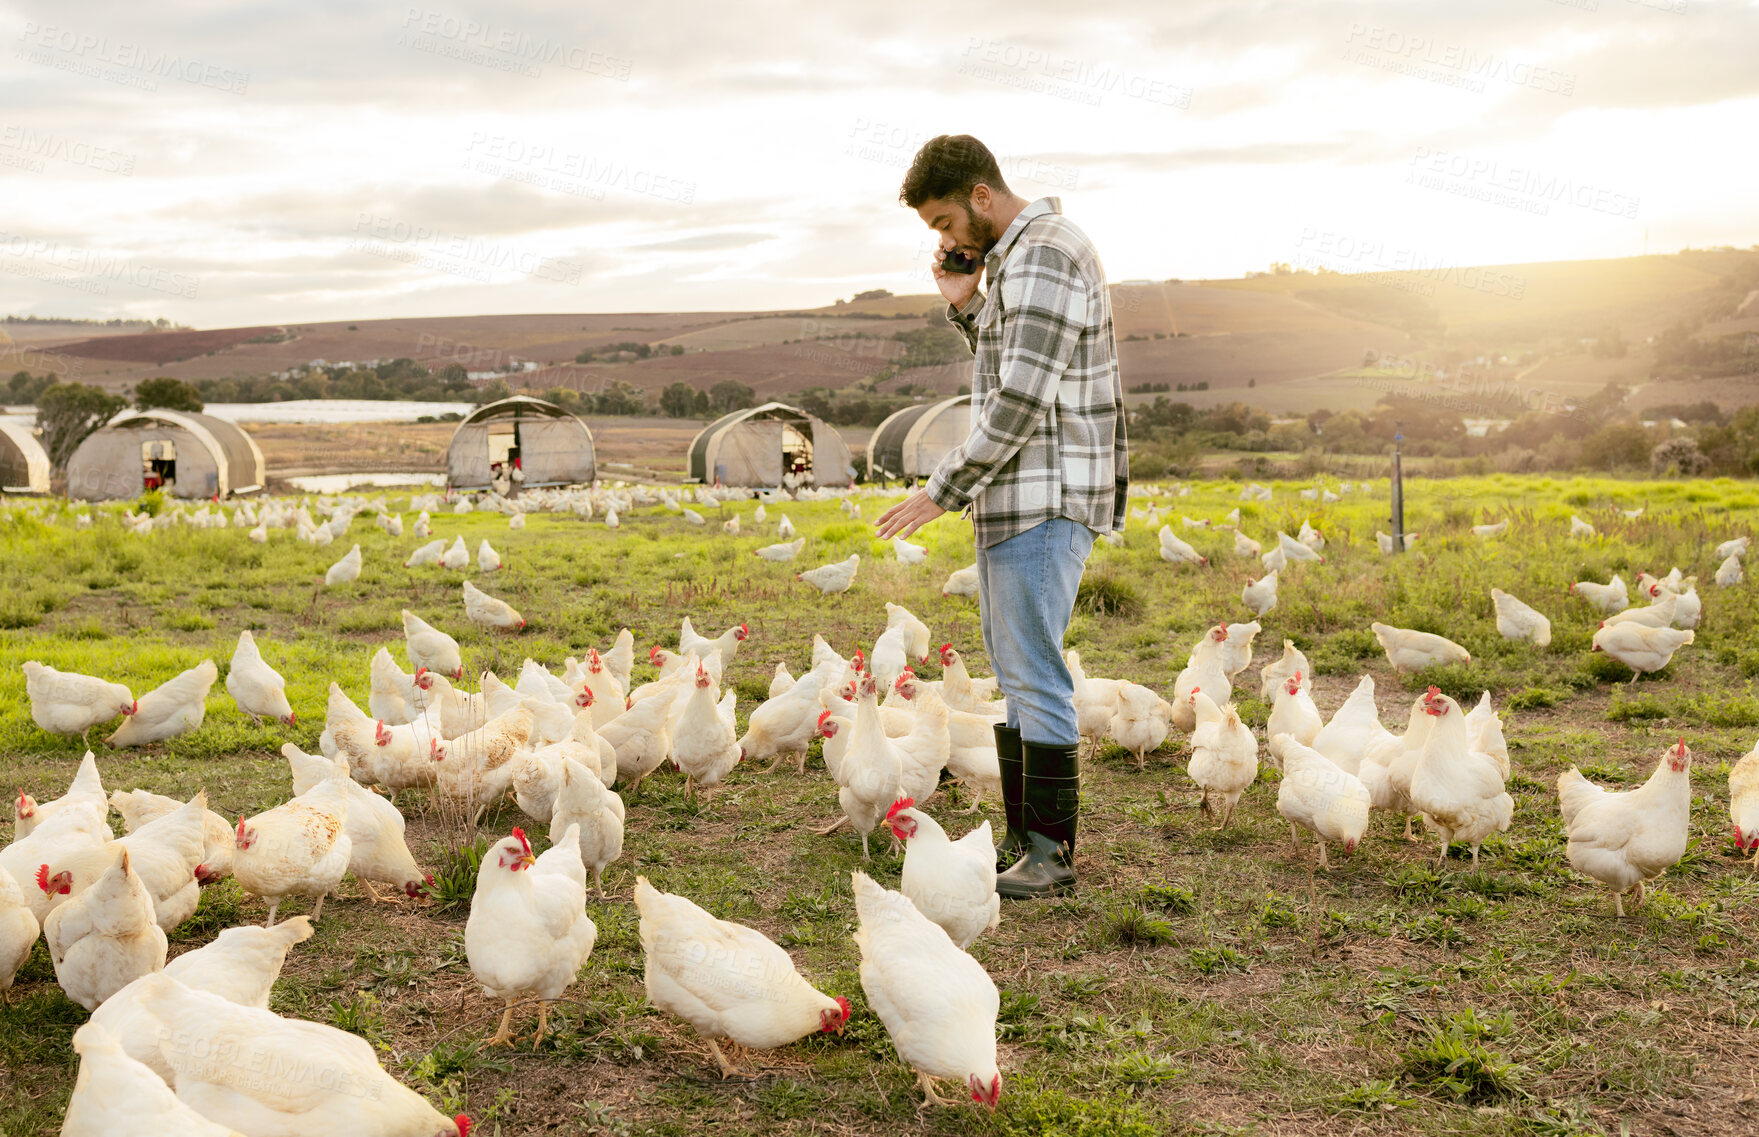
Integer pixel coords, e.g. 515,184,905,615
0,0,1755,327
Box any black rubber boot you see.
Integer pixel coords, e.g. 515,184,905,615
996,741,1079,899
994,725,1026,870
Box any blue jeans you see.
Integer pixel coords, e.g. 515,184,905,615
975,518,1096,746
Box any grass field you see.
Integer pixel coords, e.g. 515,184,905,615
2,474,1758,1137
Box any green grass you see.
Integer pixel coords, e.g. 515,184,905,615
2,475,1758,1135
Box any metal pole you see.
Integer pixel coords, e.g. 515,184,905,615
1390,429,1405,555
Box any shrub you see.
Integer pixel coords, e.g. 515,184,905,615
1651,437,1710,477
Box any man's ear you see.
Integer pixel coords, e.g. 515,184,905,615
969,183,991,214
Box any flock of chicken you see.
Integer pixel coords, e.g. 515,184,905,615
7,483,1759,1132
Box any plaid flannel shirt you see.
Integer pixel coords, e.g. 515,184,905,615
924,197,1129,549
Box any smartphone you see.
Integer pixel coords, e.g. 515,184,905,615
940,248,979,275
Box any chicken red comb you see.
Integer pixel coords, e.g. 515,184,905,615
1676,737,1686,754
835,994,851,1022
34,863,50,894
236,814,248,840
940,642,953,653
415,666,427,680
817,709,834,731
14,789,29,815
1294,670,1303,681
739,622,750,634
511,827,532,857
886,796,916,823
1426,685,1441,698
455,1116,472,1137
852,649,865,665
649,645,663,662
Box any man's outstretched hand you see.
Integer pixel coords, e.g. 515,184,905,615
875,490,947,541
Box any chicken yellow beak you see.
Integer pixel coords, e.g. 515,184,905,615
519,854,537,869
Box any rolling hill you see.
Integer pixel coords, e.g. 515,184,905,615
17,248,1757,415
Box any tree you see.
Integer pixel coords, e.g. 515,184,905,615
709,380,756,414
1651,437,1710,477
132,376,204,413
659,382,696,419
37,383,126,470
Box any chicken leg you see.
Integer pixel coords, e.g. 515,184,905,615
1287,822,1302,858
531,1001,550,1050
487,998,518,1047
916,1070,954,1108
264,902,280,928
310,893,327,921
706,1038,741,1078
1316,836,1330,871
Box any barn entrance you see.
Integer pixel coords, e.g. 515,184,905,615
142,440,177,491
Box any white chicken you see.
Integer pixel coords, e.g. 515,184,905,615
404,537,446,567
14,749,105,838
106,659,218,747
322,683,440,796
1472,519,1509,538
550,760,624,897
462,579,525,631
440,534,469,568
433,706,536,824
889,800,999,949
21,660,135,740
679,616,750,664
1278,530,1324,564
1170,625,1232,732
133,974,471,1136
893,535,929,564
0,865,38,996
1570,514,1596,538
1559,740,1692,915
285,746,430,903
755,536,806,562
836,675,906,860
324,543,362,586
41,793,207,932
1490,588,1551,647
62,1023,242,1137
1067,650,1123,760
599,688,678,791
941,563,979,598
1241,571,1278,617
1271,735,1371,869
45,849,168,1010
1187,690,1259,828
635,874,849,1076
466,826,597,1046
1259,640,1311,700
1569,574,1628,615
369,646,424,726
1728,738,1759,867
1218,621,1261,680
232,778,352,926
798,553,860,594
226,630,296,726
852,871,1000,1109
739,662,837,774
1591,623,1694,682
1106,682,1174,770
1376,530,1419,554
402,609,463,680
1407,689,1514,870
670,664,741,797
1232,529,1262,558
777,513,797,539
87,915,314,1081
1370,623,1471,673
1265,672,1321,750
1310,675,1391,776
1157,524,1207,566
477,538,501,572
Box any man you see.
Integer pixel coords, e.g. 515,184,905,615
875,134,1128,899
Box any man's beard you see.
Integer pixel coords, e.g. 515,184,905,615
960,202,1001,256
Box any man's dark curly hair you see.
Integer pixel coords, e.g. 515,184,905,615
899,134,1011,209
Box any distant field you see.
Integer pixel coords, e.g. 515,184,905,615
1,474,1757,1136
29,249,1759,422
